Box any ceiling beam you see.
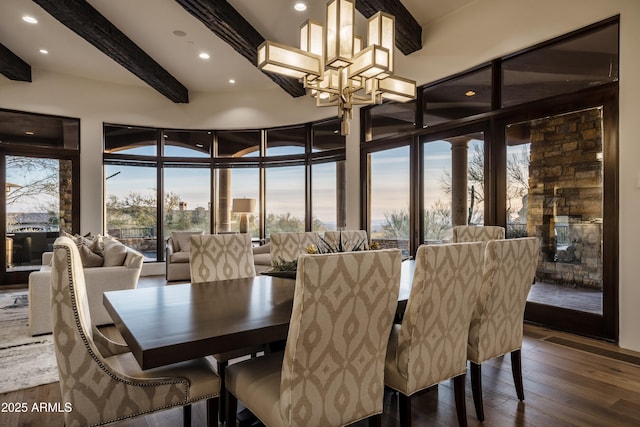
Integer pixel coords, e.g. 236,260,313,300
174,0,305,97
357,0,422,55
0,42,31,82
33,0,189,103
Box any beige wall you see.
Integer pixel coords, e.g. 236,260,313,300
1,0,639,351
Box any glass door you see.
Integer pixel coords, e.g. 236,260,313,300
4,155,73,275
504,102,617,339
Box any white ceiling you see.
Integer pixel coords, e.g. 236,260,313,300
0,0,476,96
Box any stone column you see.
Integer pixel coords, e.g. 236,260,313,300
450,137,469,226
336,160,346,229
217,169,231,232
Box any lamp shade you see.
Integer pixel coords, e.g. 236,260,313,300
232,198,256,213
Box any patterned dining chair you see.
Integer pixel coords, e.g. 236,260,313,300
384,242,485,427
467,237,540,421
269,231,320,263
50,236,220,427
452,225,505,243
323,229,369,251
189,233,256,283
225,249,402,427
188,233,258,422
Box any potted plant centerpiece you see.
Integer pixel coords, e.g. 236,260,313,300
267,231,378,278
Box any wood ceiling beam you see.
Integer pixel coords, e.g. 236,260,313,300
33,0,189,103
0,42,31,82
356,0,422,55
174,0,305,97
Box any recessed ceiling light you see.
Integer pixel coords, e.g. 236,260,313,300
25,131,35,135
465,90,476,97
39,49,48,54
195,144,204,148
294,2,307,11
229,79,236,84
22,16,38,24
173,30,187,37
199,52,210,59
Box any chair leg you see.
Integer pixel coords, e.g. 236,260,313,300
368,414,382,427
398,392,412,427
227,389,238,427
453,374,468,427
183,404,191,427
470,362,485,421
206,398,218,427
511,349,525,401
217,360,228,423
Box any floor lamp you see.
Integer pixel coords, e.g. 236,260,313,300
232,198,256,233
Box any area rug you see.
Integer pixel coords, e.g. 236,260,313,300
0,290,58,394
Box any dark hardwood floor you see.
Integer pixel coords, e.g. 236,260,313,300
2,323,640,426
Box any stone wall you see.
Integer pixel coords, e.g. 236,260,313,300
59,160,73,233
527,108,603,289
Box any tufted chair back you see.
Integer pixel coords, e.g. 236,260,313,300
51,236,220,427
452,225,505,243
269,232,319,263
189,233,256,283
279,249,402,426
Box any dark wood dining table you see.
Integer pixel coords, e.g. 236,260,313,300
103,259,415,370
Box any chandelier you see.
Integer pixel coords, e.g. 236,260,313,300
257,0,416,135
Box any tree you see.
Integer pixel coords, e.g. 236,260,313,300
5,157,59,208
265,212,305,234
5,157,61,231
506,146,530,221
381,209,409,239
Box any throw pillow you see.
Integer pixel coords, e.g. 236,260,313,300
78,245,104,267
103,240,128,267
60,230,105,267
171,230,203,253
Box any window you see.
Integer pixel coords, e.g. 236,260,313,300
361,17,618,340
2,109,80,285
104,125,157,156
265,165,306,236
163,130,211,158
105,164,157,260
368,146,411,256
164,166,211,239
502,21,618,107
104,122,345,256
363,101,416,142
423,66,492,127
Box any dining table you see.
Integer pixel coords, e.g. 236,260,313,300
103,259,415,370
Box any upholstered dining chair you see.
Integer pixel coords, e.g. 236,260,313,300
467,237,540,421
50,236,220,427
452,225,505,243
188,232,259,422
226,249,402,427
189,233,256,282
269,231,320,263
323,229,369,251
384,242,485,427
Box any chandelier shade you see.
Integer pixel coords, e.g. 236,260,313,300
257,0,416,135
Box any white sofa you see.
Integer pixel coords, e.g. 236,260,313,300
28,240,144,336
